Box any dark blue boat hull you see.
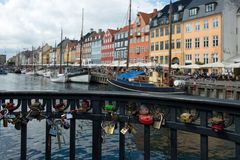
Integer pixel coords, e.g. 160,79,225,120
108,79,184,94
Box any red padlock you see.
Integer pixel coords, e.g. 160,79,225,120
211,123,224,133
139,115,153,125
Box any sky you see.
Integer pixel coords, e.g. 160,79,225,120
0,0,172,59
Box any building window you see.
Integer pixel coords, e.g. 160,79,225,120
151,31,154,38
172,25,175,34
204,54,208,64
145,36,149,42
189,8,198,16
204,37,209,47
195,22,200,31
173,14,179,21
176,24,181,34
160,56,163,64
155,42,159,51
165,40,169,50
186,24,192,33
185,39,192,49
171,40,175,49
165,56,169,64
205,3,216,13
165,26,169,35
195,38,200,48
176,39,181,49
160,41,164,50
160,27,164,36
204,20,209,29
155,56,159,63
213,35,218,47
195,54,199,63
151,57,154,62
151,43,154,51
213,18,219,28
212,53,218,63
185,54,192,61
156,29,159,37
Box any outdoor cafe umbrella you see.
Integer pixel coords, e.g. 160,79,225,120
181,64,200,69
200,62,225,68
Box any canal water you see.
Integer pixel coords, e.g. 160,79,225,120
0,73,235,160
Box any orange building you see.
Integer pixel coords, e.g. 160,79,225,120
129,10,157,63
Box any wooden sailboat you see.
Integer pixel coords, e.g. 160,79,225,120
67,8,91,83
50,29,68,83
107,0,183,94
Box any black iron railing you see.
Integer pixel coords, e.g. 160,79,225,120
0,91,240,160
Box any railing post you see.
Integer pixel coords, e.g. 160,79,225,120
45,99,52,160
200,110,208,160
144,125,150,160
21,99,28,160
92,100,102,160
235,115,240,159
119,102,125,160
170,107,177,160
69,99,76,160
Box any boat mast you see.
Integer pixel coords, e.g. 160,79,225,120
126,0,132,69
41,42,43,67
80,8,84,68
168,0,173,86
54,41,56,68
59,28,63,74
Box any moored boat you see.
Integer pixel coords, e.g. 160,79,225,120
107,70,184,94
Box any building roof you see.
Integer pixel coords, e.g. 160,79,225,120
138,10,157,24
108,29,118,35
160,0,193,15
186,0,218,9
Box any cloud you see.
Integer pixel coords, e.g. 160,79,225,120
0,0,167,59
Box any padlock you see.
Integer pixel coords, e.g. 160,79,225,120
139,104,150,115
139,115,153,125
153,111,164,129
211,123,224,133
209,117,225,133
54,103,65,112
180,113,193,123
49,126,57,137
3,119,8,127
120,125,129,135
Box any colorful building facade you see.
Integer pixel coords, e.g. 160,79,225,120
101,29,117,64
150,0,192,66
129,10,157,63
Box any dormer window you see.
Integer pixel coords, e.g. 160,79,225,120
189,8,198,17
205,3,217,13
178,5,183,11
136,16,140,26
157,12,162,17
173,14,179,21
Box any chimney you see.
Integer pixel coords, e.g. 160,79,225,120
98,29,102,33
153,9,157,13
90,28,94,32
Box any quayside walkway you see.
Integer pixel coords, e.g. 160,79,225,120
0,91,240,160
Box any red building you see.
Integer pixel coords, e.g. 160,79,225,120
101,29,117,64
129,10,157,63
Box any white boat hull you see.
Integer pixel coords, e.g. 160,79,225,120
50,74,67,83
68,74,91,83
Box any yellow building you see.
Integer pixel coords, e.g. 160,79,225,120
149,1,192,66
183,14,222,66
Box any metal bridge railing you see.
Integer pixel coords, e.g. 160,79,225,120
0,91,240,160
